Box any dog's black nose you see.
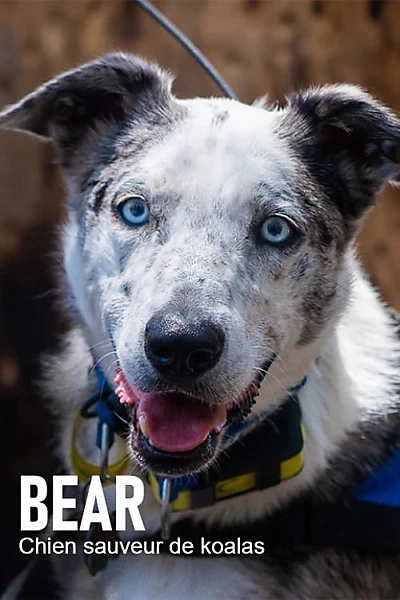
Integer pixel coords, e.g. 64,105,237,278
145,313,224,376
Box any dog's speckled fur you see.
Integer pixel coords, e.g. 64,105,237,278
2,54,400,599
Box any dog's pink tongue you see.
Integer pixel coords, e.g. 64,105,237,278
137,393,227,453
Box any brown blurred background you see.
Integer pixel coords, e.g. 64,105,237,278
1,0,400,591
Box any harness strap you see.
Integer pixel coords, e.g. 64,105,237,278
141,497,400,556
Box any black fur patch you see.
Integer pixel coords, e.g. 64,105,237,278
283,85,400,231
91,180,112,215
0,53,172,169
299,285,337,344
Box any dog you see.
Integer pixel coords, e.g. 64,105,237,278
1,53,400,599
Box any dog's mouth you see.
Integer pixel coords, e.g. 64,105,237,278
114,370,261,476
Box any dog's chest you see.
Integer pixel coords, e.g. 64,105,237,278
60,553,267,600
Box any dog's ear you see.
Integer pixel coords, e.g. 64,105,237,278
0,53,172,166
286,84,400,220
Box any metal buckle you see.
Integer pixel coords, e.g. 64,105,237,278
161,479,172,540
99,422,116,485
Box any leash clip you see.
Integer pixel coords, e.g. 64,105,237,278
161,479,172,540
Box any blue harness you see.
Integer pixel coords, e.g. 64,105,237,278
353,449,400,508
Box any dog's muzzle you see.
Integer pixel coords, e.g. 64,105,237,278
114,360,270,477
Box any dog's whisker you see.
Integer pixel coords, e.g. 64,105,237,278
90,350,118,373
32,288,58,301
104,358,120,374
88,340,114,352
113,409,130,426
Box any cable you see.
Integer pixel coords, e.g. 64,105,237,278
135,0,238,100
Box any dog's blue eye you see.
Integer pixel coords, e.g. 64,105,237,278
118,197,150,227
260,216,294,246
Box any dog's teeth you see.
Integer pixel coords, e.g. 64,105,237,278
214,423,226,434
138,415,149,437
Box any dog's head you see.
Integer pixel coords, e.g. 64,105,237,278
2,53,400,476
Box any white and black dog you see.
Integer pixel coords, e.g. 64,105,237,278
1,53,400,599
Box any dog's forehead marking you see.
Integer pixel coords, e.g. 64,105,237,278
129,98,295,204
